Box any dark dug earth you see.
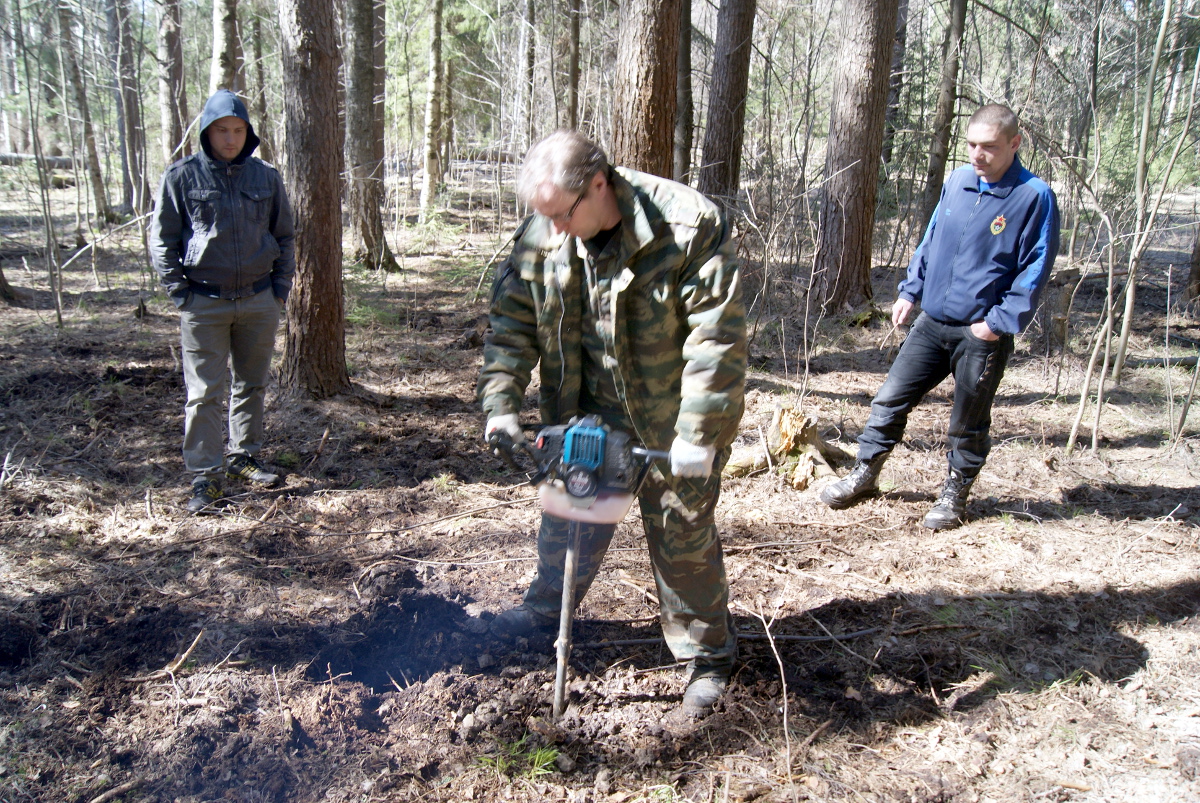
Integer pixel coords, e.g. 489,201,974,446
1,199,1199,803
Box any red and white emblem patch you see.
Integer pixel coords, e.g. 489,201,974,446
990,215,1007,235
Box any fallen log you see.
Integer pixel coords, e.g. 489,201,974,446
0,152,75,169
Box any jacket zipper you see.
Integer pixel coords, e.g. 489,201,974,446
943,190,985,315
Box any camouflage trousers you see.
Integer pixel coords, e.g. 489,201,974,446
521,447,736,673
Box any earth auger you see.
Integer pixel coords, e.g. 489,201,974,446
488,415,668,720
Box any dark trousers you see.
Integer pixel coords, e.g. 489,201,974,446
857,312,1013,479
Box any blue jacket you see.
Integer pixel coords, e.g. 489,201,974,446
149,90,295,308
898,156,1059,335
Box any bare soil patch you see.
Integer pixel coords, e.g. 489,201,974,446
0,194,1198,803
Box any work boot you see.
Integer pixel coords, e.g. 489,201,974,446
226,454,281,486
922,469,974,530
488,606,557,641
681,669,729,717
820,455,887,510
187,478,224,514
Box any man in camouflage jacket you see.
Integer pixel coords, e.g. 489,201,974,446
478,130,746,717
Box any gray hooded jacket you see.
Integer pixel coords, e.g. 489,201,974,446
149,90,295,307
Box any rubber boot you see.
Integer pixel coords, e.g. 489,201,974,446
922,469,974,530
819,455,887,510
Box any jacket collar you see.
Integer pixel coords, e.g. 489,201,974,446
610,168,660,264
965,155,1024,199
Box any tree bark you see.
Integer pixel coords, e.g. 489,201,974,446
1187,225,1200,303
697,0,756,203
418,0,444,223
278,0,349,398
0,0,27,153
611,0,680,177
673,0,693,183
917,0,967,233
345,0,397,269
105,0,150,213
250,8,273,163
881,0,909,164
54,2,114,223
155,0,189,164
210,0,246,94
524,0,536,147
568,0,581,129
813,0,900,312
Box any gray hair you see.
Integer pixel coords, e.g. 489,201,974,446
516,129,609,204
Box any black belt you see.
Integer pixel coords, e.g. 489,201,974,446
188,275,272,299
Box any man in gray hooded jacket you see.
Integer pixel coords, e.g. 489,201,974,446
149,89,295,513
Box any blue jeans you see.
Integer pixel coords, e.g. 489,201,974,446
857,312,1013,479
179,288,281,481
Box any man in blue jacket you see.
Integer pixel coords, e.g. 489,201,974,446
821,104,1059,529
149,90,295,513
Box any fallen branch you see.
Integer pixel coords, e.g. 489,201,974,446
87,779,141,803
123,629,204,682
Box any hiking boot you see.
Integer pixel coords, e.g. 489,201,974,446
187,478,224,514
922,469,974,530
489,606,557,641
820,455,887,510
226,454,280,486
681,672,729,717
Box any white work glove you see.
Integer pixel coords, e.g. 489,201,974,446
484,413,524,445
669,436,716,479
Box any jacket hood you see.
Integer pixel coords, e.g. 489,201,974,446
199,89,260,163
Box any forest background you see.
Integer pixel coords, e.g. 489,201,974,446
1,0,1200,801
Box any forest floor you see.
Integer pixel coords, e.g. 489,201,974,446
0,183,1199,803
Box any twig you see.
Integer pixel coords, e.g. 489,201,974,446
87,779,141,803
575,627,883,649
739,600,799,803
807,613,879,669
305,427,331,469
758,425,775,473
617,577,659,605
877,321,901,350
725,539,831,554
799,719,834,750
123,629,205,682
273,666,287,732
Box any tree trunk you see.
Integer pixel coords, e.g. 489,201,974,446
1,0,27,153
0,262,17,304
673,0,693,183
442,56,455,171
1187,225,1200,303
917,0,967,233
56,0,114,223
277,0,349,398
697,0,756,203
524,0,536,147
250,8,273,163
881,0,909,164
813,0,900,312
345,0,397,269
105,0,150,213
418,0,443,223
210,0,246,94
155,0,189,164
1113,0,1175,382
568,0,581,129
611,0,680,177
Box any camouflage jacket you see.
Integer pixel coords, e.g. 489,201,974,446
478,167,746,453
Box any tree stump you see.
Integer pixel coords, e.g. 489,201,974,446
725,404,854,490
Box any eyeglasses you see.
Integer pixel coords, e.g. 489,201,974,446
547,189,587,224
